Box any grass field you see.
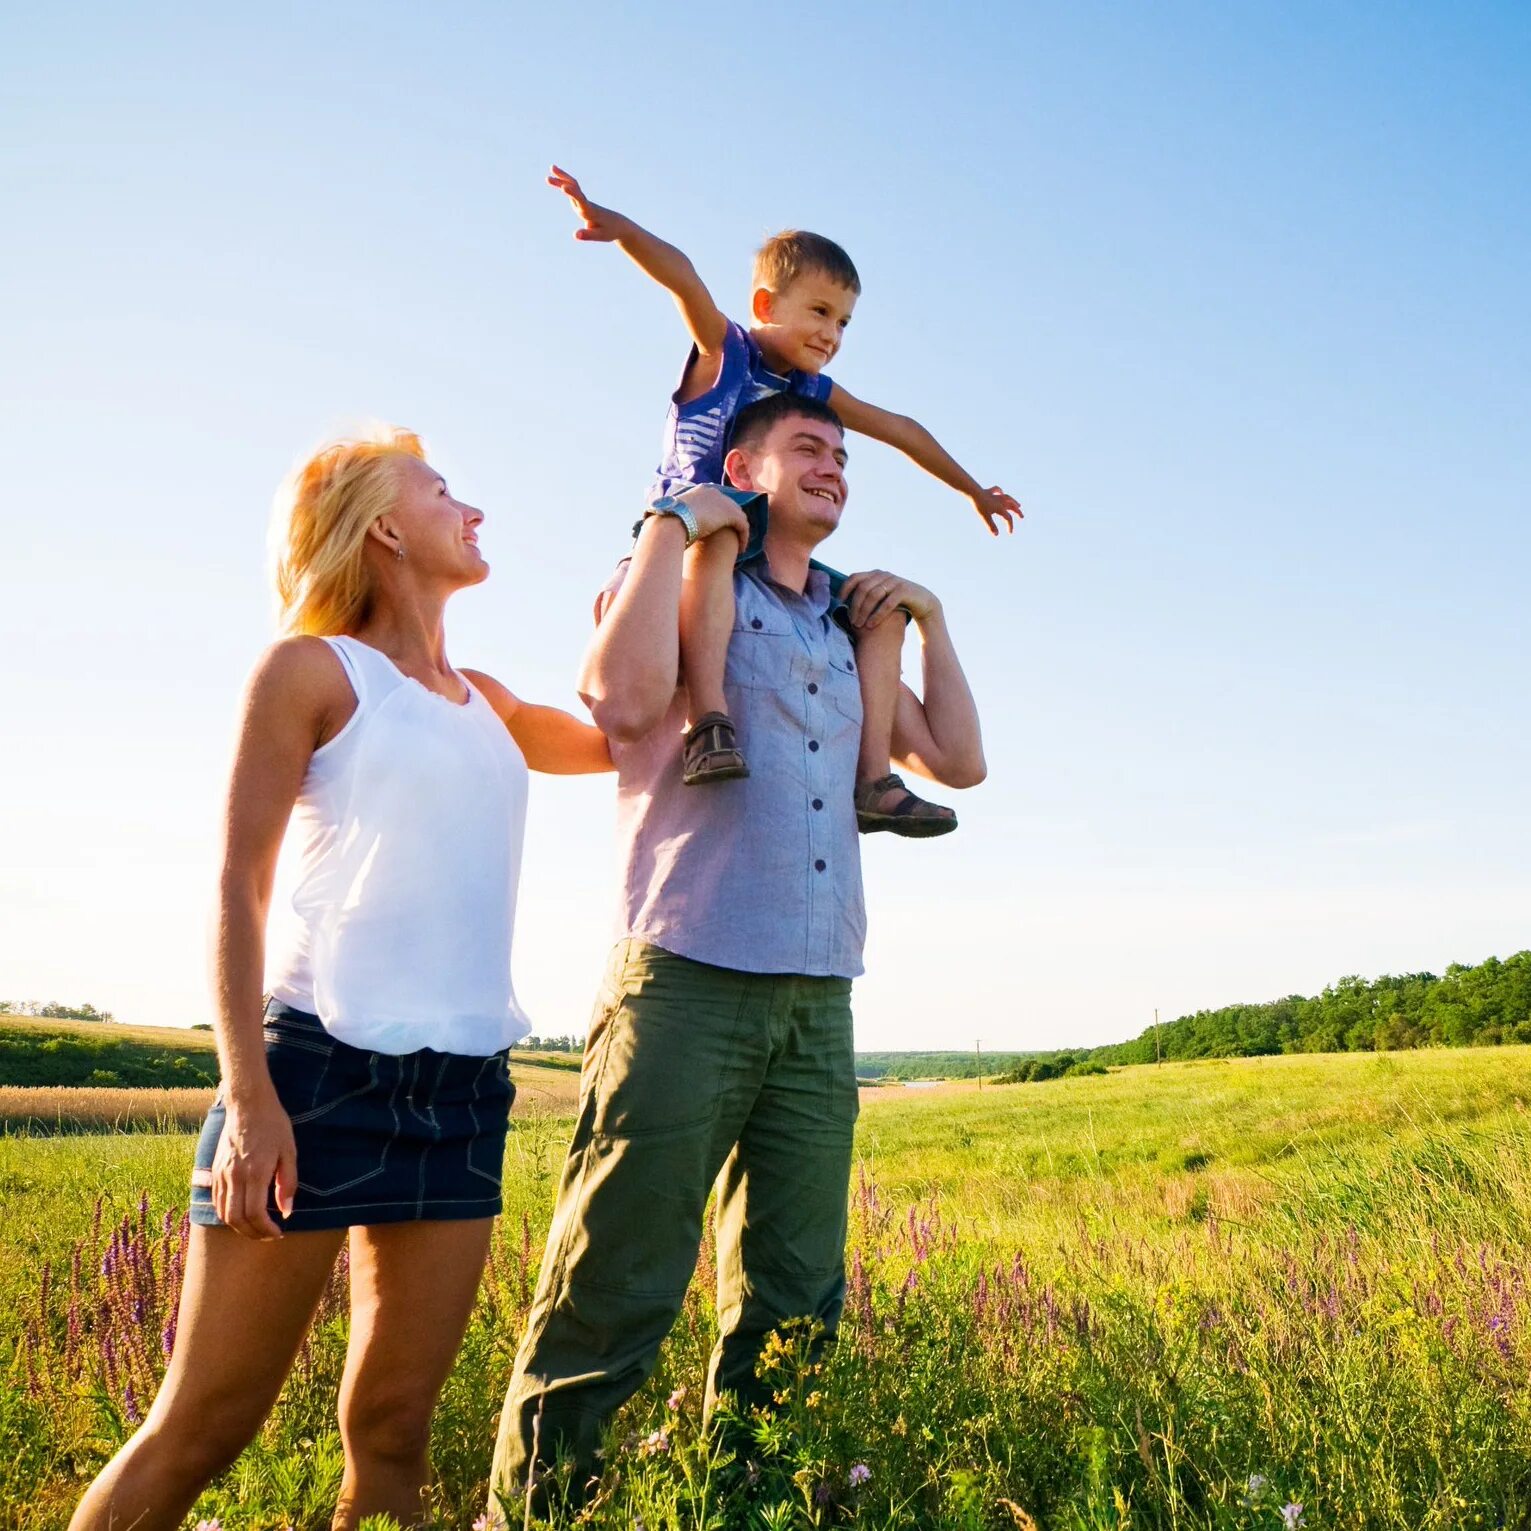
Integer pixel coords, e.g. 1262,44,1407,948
6,1047,1531,1527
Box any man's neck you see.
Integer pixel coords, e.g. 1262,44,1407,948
761,534,818,595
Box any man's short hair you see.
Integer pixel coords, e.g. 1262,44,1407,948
729,393,844,455
753,230,861,296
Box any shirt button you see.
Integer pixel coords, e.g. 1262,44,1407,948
847,659,855,672
807,682,819,694
812,798,823,810
808,740,819,752
751,618,763,630
814,858,827,872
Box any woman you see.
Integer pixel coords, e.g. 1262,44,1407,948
70,427,612,1530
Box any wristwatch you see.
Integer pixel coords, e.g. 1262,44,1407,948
647,494,700,546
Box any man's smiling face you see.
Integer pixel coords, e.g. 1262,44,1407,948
731,414,849,540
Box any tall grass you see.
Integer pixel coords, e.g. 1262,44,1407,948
6,1048,1531,1527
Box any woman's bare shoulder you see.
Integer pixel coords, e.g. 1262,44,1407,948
243,635,354,711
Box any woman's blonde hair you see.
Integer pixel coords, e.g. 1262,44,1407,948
271,425,427,636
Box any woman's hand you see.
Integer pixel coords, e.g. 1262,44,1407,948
212,1086,298,1239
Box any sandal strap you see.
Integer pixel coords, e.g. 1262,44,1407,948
685,711,736,748
856,772,951,819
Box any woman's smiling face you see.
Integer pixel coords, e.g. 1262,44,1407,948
380,455,490,587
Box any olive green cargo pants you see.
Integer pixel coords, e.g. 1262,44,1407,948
490,939,858,1506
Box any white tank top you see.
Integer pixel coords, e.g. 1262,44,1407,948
265,635,533,1055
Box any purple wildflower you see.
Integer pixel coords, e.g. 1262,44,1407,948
849,1462,872,1486
1281,1504,1304,1529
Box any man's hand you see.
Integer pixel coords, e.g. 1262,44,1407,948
674,485,753,544
838,569,941,630
547,164,635,242
971,486,1023,535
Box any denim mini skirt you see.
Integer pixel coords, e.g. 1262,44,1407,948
190,999,515,1232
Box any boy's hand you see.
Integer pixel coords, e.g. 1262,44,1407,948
548,164,635,242
971,486,1023,535
674,485,754,545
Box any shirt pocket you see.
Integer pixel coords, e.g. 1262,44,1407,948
724,605,797,691
825,644,864,725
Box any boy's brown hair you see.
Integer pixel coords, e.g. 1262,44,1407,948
753,230,861,296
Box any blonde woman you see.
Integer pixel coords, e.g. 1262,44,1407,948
70,428,613,1531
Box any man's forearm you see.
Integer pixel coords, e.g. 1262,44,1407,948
578,515,687,742
913,609,986,784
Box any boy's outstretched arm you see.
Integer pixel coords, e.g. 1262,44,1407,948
828,382,1022,535
548,165,728,357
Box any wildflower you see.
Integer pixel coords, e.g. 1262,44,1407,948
640,1427,671,1456
1239,1473,1269,1506
814,1481,834,1507
806,1390,824,1409
667,1384,687,1411
473,1511,506,1531
1281,1504,1305,1529
193,1521,223,1531
849,1462,872,1487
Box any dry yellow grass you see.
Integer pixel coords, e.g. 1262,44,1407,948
0,1086,214,1132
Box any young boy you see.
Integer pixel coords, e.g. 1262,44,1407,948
549,165,1019,836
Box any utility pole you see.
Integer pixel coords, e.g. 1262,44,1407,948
976,1037,982,1089
1155,1008,1162,1065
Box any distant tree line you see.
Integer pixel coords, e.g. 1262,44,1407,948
1093,951,1531,1065
0,1001,114,1022
994,1051,1107,1084
514,1034,581,1053
994,951,1531,1083
854,1051,1039,1081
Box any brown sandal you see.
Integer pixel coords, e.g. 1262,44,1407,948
683,712,750,785
854,772,958,837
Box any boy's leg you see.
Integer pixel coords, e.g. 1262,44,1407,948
679,530,740,724
849,615,957,836
851,613,902,787
679,530,749,783
490,942,770,1514
707,975,858,1416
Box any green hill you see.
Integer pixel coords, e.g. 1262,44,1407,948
0,1015,219,1088
0,1014,586,1088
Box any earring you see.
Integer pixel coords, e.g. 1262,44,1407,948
394,544,406,562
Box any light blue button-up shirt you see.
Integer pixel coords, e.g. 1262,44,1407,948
602,557,866,979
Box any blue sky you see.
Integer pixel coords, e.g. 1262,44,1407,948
3,2,1528,1048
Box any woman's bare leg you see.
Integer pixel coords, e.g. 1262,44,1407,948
69,1223,346,1531
331,1217,495,1530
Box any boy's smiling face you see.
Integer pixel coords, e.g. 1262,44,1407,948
751,271,858,375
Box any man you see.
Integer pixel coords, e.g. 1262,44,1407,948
490,392,988,1510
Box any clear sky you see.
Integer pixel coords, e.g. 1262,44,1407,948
3,2,1528,1049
